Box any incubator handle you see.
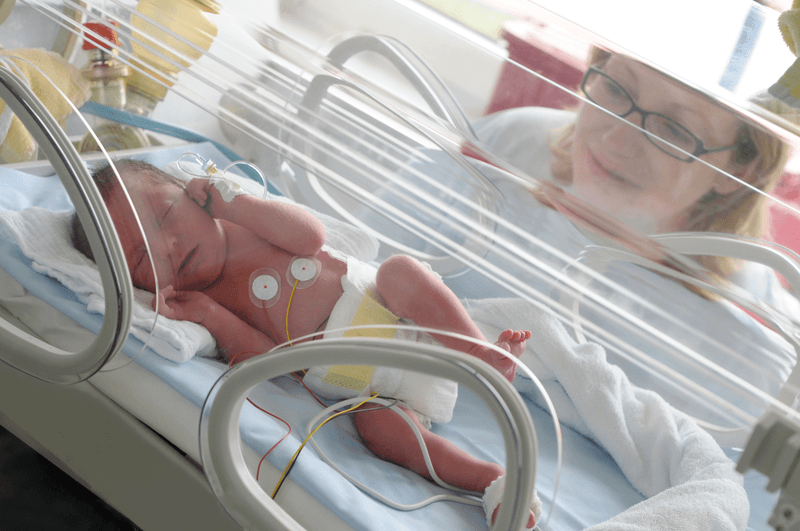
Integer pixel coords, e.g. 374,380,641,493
200,338,537,531
292,72,499,277
324,33,477,140
561,232,800,446
0,64,133,384
52,3,84,61
287,32,499,277
651,232,800,410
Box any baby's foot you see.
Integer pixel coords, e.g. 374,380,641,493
484,474,542,530
469,329,530,382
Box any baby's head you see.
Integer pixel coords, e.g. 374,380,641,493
72,159,228,293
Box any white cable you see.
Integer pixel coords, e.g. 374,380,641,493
178,152,270,199
280,324,560,529
305,396,483,511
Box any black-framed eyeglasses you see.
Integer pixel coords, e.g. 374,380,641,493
580,66,740,163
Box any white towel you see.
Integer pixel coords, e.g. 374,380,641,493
463,298,749,531
0,207,216,363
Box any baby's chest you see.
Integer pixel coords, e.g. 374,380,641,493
205,246,347,337
212,245,302,306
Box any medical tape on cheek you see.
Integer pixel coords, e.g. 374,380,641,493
305,292,400,398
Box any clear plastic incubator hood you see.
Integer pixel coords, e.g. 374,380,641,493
0,0,799,530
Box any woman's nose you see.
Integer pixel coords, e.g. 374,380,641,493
600,114,645,158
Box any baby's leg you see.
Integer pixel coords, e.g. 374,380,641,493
355,403,503,492
376,255,529,381
355,404,537,528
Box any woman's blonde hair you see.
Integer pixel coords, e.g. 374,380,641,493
550,48,789,279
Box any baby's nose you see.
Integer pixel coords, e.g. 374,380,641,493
164,232,179,251
159,234,179,266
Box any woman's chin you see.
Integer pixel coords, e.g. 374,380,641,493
574,188,663,234
610,213,661,235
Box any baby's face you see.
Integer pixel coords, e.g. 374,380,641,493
107,171,227,292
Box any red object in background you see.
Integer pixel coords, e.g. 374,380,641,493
483,19,589,115
83,21,121,51
768,169,800,261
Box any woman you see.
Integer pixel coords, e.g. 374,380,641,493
392,49,796,417
477,48,789,280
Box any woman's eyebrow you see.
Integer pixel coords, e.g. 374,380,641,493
618,59,717,132
617,61,639,82
608,60,641,96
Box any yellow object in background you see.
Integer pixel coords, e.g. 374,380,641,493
0,48,90,163
771,0,800,108
321,365,376,392
128,0,219,105
342,292,400,340
779,0,800,55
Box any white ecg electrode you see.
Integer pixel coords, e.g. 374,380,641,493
249,268,281,308
287,256,321,288
291,258,317,281
252,275,279,300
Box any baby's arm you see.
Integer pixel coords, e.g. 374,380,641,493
154,285,276,364
186,177,325,256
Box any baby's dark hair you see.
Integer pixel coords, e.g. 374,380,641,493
70,159,186,261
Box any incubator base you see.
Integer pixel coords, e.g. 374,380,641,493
0,357,242,531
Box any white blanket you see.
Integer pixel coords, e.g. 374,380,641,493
463,298,749,531
0,207,215,363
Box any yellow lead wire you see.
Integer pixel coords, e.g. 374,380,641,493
270,393,379,499
285,279,299,345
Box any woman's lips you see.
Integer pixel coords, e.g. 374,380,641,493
587,150,640,189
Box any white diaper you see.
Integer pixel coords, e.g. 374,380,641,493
303,253,458,426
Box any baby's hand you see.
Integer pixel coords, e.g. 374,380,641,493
152,285,210,324
186,177,242,219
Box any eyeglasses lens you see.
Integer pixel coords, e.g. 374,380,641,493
584,69,699,161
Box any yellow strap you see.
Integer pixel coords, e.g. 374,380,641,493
322,292,400,390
